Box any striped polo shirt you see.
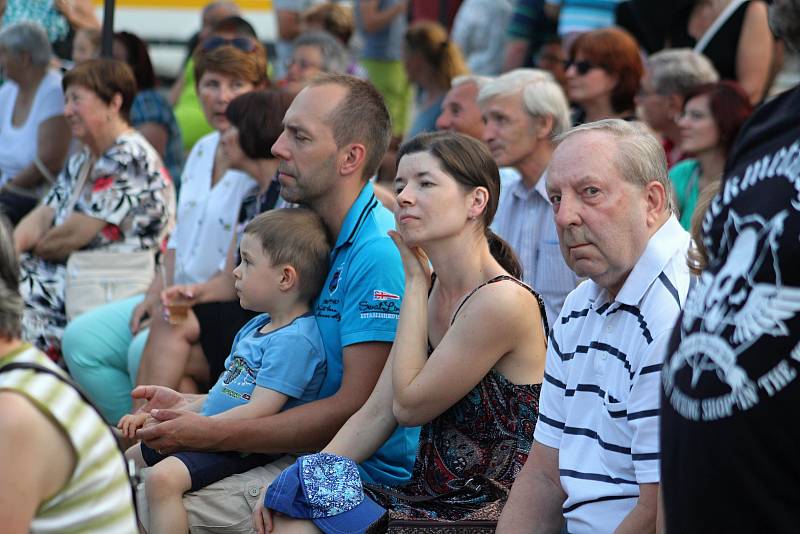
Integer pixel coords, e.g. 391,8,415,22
534,215,691,534
0,344,138,533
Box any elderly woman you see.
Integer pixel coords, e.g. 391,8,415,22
13,58,171,361
566,27,644,124
282,31,350,96
62,43,271,424
0,22,71,224
0,219,138,531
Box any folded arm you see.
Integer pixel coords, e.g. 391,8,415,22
31,212,106,262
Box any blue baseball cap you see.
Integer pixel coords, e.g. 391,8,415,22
264,452,387,533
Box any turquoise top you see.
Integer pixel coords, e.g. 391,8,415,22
314,182,420,486
669,159,700,230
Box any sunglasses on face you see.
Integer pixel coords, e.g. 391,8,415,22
564,59,601,76
201,36,257,53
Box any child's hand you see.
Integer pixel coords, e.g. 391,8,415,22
117,412,150,439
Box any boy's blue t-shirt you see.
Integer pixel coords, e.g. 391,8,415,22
202,313,326,416
315,182,420,486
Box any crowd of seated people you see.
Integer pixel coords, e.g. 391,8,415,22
0,0,799,532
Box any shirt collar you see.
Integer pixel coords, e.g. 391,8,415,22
334,182,379,250
511,170,551,204
588,215,689,308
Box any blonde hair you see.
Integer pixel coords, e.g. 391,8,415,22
404,21,468,90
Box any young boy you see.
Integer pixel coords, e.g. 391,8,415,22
118,208,331,534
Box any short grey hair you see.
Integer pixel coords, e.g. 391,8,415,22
451,74,492,92
647,49,719,96
0,216,21,340
769,0,800,52
555,119,674,212
0,22,52,67
477,68,572,138
293,31,349,74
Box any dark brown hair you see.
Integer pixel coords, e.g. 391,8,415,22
569,27,644,114
226,89,293,159
114,31,156,90
244,208,331,304
683,80,753,155
397,131,523,278
193,40,269,88
308,73,392,180
63,58,137,121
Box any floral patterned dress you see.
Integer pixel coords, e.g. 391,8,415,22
20,131,170,361
365,275,548,522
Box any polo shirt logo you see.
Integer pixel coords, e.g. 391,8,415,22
373,290,400,301
328,266,343,294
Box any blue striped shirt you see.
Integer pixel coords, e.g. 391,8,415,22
534,215,691,533
492,168,580,324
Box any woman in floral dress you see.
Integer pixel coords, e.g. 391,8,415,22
13,58,170,361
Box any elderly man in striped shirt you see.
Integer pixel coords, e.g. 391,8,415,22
498,119,692,534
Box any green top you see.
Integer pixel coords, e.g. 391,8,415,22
669,159,701,230
0,343,138,533
174,59,215,153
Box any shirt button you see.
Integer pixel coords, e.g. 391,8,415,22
248,486,261,497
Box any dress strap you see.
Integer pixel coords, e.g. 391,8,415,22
450,275,550,338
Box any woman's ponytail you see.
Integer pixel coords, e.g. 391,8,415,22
486,228,523,279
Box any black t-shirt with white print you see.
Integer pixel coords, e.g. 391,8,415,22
661,84,800,533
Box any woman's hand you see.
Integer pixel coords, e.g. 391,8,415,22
160,284,200,322
252,485,274,534
130,295,159,334
388,230,431,285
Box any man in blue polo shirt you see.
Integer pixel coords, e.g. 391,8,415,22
135,73,418,532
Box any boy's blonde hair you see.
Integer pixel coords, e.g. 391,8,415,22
244,209,331,304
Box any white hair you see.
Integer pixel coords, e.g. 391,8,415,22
451,74,493,92
0,22,51,67
555,119,674,213
647,49,719,96
477,68,571,138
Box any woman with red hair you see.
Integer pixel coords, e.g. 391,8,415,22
670,80,752,229
565,27,644,124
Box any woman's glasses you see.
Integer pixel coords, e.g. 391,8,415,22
563,59,601,76
201,36,257,53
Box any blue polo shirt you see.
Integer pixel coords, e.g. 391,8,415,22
315,182,419,486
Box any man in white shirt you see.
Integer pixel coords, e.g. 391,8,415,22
479,69,579,323
498,119,692,534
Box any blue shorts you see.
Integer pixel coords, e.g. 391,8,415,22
141,442,279,492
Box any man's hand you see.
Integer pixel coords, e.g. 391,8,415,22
136,409,216,454
131,385,188,414
252,486,274,534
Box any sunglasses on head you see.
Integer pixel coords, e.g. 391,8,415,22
564,59,601,76
201,36,257,53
